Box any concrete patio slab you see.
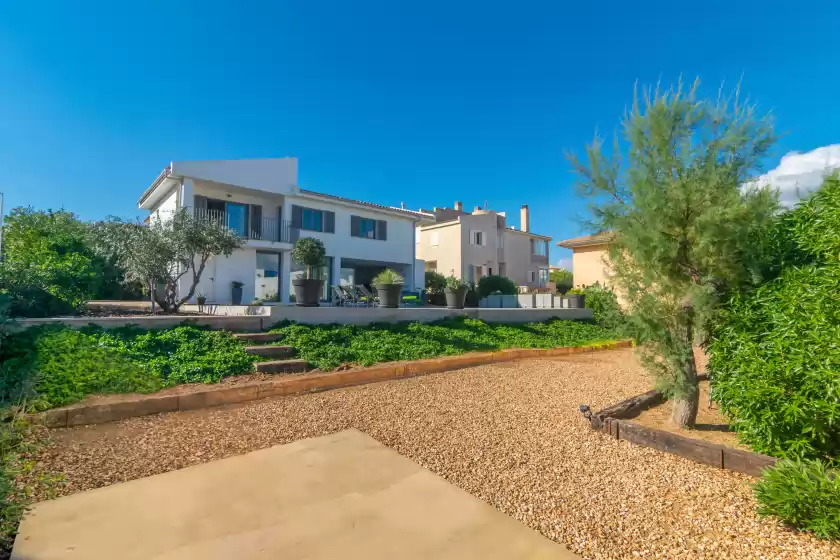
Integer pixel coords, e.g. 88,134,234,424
14,429,577,559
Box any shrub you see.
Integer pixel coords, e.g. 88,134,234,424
424,271,446,294
583,283,626,332
270,318,616,370
445,275,469,290
550,268,573,294
373,269,404,285
477,275,517,298
292,237,326,278
754,459,840,539
566,287,584,295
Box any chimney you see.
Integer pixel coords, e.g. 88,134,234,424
454,201,463,212
520,204,530,233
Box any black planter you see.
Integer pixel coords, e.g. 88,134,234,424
566,294,586,309
231,286,243,305
444,287,468,309
292,278,324,307
374,284,403,308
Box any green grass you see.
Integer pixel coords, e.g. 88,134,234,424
0,324,255,411
269,317,618,370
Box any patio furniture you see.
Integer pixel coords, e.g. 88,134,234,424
341,285,364,307
331,285,353,307
355,285,379,307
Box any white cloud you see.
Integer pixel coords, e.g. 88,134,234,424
750,145,840,206
554,258,573,271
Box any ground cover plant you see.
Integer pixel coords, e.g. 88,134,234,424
0,324,255,411
269,317,618,370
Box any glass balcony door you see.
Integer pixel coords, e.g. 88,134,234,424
226,203,248,237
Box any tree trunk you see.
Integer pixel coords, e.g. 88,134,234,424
671,298,700,429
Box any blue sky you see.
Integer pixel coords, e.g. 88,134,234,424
2,1,839,267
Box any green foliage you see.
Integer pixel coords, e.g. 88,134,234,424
566,288,584,295
269,318,616,370
709,174,840,461
292,237,327,277
0,324,255,410
569,79,779,414
373,269,404,285
583,283,626,332
0,208,140,317
477,275,517,298
425,271,446,294
753,459,840,539
95,209,244,313
550,268,573,294
445,275,470,291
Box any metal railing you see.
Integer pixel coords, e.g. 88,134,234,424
193,208,295,243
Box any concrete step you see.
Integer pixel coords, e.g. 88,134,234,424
234,332,283,343
255,359,309,374
245,345,295,358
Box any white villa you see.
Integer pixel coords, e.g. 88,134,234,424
139,158,430,305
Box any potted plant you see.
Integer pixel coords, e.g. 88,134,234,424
291,237,327,307
372,269,404,308
196,291,207,310
231,281,244,305
444,275,470,309
566,287,586,308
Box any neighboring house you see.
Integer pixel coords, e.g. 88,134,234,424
414,202,551,288
556,232,614,289
139,158,431,304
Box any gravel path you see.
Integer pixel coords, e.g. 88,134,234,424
40,349,837,559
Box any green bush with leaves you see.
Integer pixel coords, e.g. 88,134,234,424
709,174,840,461
550,268,573,294
476,275,517,298
372,269,404,285
583,283,625,332
269,317,616,370
445,275,469,291
753,459,840,539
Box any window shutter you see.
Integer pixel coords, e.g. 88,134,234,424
377,220,387,241
481,231,486,246
291,205,303,229
324,211,335,234
350,215,361,237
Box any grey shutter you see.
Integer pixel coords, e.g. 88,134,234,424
291,205,303,229
377,220,387,241
350,215,361,238
324,211,335,234
249,204,262,238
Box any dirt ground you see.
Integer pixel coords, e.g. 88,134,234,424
38,349,838,559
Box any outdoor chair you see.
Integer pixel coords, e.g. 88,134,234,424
339,285,363,307
331,285,353,307
355,285,379,307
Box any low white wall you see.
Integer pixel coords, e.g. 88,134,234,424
16,316,267,332
269,306,593,326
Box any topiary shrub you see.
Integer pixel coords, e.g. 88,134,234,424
291,237,326,278
753,458,840,539
477,275,517,298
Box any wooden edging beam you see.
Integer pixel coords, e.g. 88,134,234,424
37,340,633,429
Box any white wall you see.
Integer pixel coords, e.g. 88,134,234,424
183,248,258,304
150,186,178,221
172,158,298,196
286,194,417,266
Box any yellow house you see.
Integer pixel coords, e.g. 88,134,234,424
556,232,614,289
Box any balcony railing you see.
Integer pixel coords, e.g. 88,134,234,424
193,208,296,243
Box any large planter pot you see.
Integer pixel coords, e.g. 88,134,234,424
444,287,468,309
231,287,243,305
374,284,403,308
566,294,586,309
292,278,324,307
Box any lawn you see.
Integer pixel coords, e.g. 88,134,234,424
269,317,618,370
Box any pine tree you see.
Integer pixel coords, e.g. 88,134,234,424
568,79,779,428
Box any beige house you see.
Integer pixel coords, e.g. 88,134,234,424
415,202,551,288
556,232,614,289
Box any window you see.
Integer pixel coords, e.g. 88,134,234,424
471,230,485,246
302,208,323,232
290,256,334,302
431,232,440,246
475,265,483,280
528,270,536,283
538,268,549,286
351,216,387,240
533,239,548,256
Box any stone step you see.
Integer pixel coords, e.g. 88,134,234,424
245,345,295,358
255,359,309,374
233,332,283,343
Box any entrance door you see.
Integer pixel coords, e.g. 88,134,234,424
256,252,280,301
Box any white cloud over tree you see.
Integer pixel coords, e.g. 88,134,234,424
750,145,840,206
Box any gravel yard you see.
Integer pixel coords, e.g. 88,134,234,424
39,349,838,559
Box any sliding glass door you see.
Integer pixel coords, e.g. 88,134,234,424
226,203,248,236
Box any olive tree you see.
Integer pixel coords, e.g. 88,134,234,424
568,79,779,428
96,209,244,313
